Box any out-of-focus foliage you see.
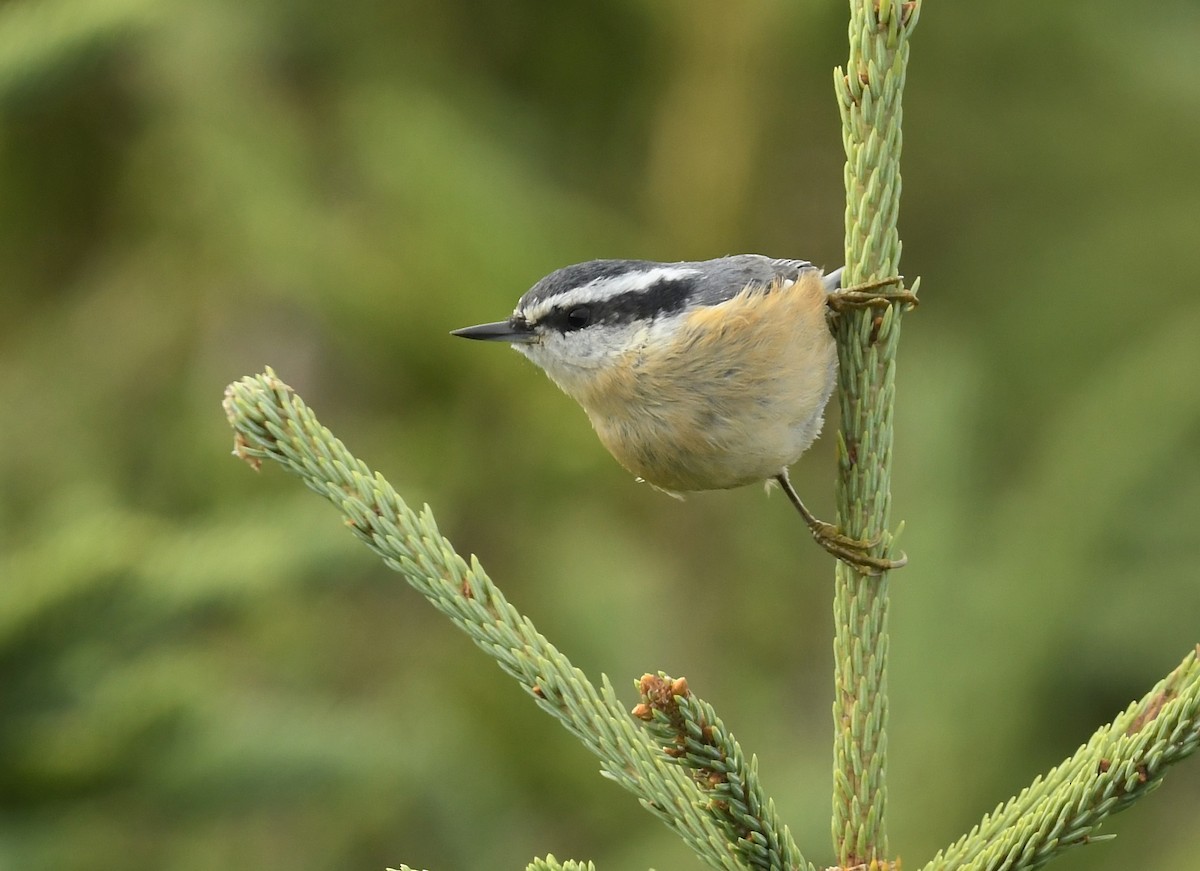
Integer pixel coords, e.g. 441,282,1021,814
0,0,1197,869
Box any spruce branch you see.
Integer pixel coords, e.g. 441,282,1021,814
921,646,1200,871
633,673,813,871
830,0,920,866
222,369,750,871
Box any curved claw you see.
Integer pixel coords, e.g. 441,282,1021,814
809,524,907,577
827,275,919,313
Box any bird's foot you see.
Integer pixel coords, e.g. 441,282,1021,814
827,275,919,313
807,519,907,576
774,472,907,576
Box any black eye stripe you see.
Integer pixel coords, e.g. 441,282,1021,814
540,277,698,331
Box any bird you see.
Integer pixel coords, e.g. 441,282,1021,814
452,254,906,573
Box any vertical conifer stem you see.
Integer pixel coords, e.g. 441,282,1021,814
830,0,919,866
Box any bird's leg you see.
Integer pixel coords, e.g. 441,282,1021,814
826,275,918,313
774,472,907,576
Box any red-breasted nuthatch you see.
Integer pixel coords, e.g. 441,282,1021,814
453,254,905,572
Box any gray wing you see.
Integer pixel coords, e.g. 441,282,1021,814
684,254,840,306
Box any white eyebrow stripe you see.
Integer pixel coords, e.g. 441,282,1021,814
592,266,702,296
520,266,702,321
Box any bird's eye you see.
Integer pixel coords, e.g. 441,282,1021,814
565,306,592,330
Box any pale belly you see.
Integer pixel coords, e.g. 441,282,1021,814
588,384,829,492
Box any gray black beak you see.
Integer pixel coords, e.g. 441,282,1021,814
450,319,536,343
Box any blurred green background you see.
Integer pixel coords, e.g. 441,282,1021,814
2,0,1198,868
